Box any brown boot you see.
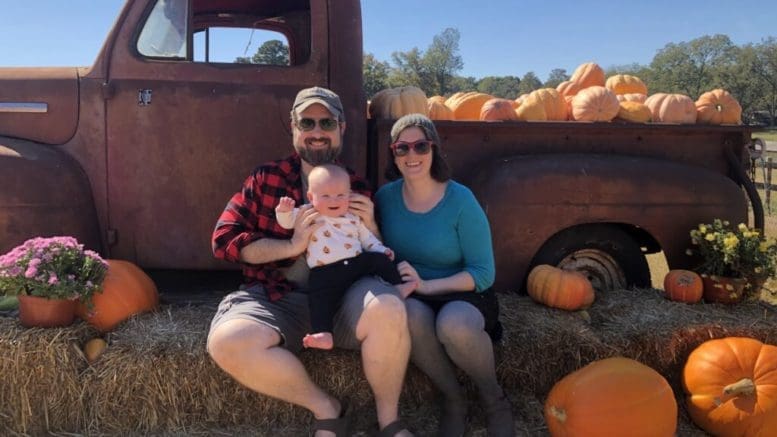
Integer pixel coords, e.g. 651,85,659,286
483,394,514,437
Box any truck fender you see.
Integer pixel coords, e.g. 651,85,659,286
468,153,747,293
0,136,102,254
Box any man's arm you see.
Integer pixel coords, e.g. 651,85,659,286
240,205,320,264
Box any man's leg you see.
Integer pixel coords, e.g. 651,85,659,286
334,277,412,435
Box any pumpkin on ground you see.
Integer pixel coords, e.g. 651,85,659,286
605,74,648,95
84,338,108,363
479,98,518,121
695,89,742,125
427,98,455,120
368,86,428,119
445,91,493,120
76,259,159,332
683,337,777,437
570,62,606,89
545,357,678,437
663,269,703,303
644,93,697,124
615,101,652,123
526,264,594,310
570,86,620,122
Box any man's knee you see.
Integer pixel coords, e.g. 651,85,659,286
208,319,281,370
362,293,407,329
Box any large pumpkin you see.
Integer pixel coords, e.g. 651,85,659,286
526,264,594,310
605,74,648,95
683,337,777,437
368,86,428,119
524,88,567,121
616,93,647,103
446,92,494,120
77,259,159,332
427,98,455,120
570,86,620,122
569,62,606,89
695,89,742,125
545,357,678,437
615,101,652,123
479,98,518,121
644,93,697,124
663,269,703,303
556,80,581,98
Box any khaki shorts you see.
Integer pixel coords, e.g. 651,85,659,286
207,277,398,353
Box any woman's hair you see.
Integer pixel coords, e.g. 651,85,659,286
384,113,451,182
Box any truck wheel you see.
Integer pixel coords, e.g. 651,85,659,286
530,225,650,291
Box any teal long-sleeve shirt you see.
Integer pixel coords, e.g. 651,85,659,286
375,179,495,292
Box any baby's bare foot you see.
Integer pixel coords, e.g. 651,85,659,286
303,332,334,350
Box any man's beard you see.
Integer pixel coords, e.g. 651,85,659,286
296,142,340,166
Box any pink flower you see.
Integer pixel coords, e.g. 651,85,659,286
48,274,59,285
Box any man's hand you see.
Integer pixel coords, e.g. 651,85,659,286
276,196,296,214
289,204,322,255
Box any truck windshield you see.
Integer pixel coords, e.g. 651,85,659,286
137,0,188,59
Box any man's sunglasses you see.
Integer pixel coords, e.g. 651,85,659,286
390,140,434,157
296,117,339,132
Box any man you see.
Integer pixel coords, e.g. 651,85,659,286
207,87,412,437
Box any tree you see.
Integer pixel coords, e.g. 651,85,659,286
716,44,764,123
363,53,391,98
235,39,289,65
388,28,464,95
649,35,736,97
476,76,521,99
517,72,542,95
752,38,777,125
389,47,425,88
544,69,569,88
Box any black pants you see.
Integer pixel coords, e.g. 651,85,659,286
307,252,402,333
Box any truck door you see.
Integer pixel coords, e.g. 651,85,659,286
104,0,327,268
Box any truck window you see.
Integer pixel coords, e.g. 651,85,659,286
193,28,291,66
137,0,188,59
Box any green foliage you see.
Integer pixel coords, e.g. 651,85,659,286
363,53,391,99
688,219,777,281
543,68,570,88
477,76,521,99
235,39,289,65
385,28,463,96
649,34,736,97
517,72,542,95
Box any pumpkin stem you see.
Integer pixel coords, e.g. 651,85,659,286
549,406,567,423
723,378,756,397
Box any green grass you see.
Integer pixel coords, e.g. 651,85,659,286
752,130,777,142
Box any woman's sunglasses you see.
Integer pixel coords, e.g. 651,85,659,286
296,117,339,132
390,140,434,157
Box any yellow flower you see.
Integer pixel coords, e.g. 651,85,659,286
737,223,748,232
699,224,707,234
755,267,763,273
723,235,739,250
760,242,769,252
705,233,716,241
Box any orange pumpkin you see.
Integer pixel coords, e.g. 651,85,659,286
515,100,547,121
644,93,697,124
616,93,647,103
526,264,594,310
663,269,703,303
556,80,581,98
369,86,428,119
524,88,567,121
570,62,606,89
605,74,648,95
570,86,620,122
545,357,678,437
479,98,518,121
695,89,742,125
445,91,493,120
615,101,652,123
77,259,159,332
683,337,777,436
427,99,455,120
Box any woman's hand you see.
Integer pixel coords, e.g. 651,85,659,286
289,204,322,255
349,193,377,233
397,261,426,294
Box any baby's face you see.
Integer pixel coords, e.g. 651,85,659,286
309,177,350,218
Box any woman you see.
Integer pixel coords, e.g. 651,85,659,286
375,114,514,437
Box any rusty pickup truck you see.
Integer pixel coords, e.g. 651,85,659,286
0,0,762,293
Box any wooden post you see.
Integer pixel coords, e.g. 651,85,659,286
767,157,773,215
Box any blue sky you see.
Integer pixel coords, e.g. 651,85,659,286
1,1,775,82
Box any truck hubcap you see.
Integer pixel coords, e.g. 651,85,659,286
557,249,626,291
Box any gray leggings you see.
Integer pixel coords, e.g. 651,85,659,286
405,298,504,403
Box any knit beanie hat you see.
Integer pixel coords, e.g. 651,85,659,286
390,113,441,145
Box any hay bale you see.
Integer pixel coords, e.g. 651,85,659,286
1,287,775,435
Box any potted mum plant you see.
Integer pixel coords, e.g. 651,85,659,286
687,219,777,303
0,236,108,327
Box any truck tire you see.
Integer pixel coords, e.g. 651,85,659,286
530,224,650,291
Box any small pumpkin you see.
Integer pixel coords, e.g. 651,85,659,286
615,101,652,123
545,357,678,437
644,93,697,124
695,89,742,125
570,62,606,89
84,338,108,363
683,337,777,436
663,269,703,303
77,259,159,332
570,86,620,122
445,91,494,120
605,74,648,95
369,86,428,119
526,264,594,310
427,98,455,120
479,98,518,121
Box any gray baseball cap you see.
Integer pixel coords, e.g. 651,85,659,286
291,86,345,121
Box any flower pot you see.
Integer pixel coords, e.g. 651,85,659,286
701,275,747,304
17,294,77,328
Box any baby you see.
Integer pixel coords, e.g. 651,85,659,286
276,163,415,349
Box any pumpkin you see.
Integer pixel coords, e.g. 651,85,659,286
524,88,567,121
84,338,108,363
695,89,742,125
605,74,648,95
616,93,647,103
515,98,548,121
445,91,494,120
556,80,581,98
479,98,518,121
663,269,703,303
644,93,697,124
427,95,447,105
683,337,777,436
368,86,428,119
570,62,606,89
545,357,678,437
570,86,620,122
77,259,159,332
427,99,455,120
526,264,594,310
615,101,652,123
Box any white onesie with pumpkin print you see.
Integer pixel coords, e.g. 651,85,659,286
276,209,389,268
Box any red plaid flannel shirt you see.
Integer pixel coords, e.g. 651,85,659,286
212,153,371,301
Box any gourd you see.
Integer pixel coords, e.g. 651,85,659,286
84,338,108,363
77,259,160,332
569,62,606,89
369,86,428,119
545,357,678,437
526,264,594,310
662,269,703,303
683,337,777,436
695,89,742,125
570,86,620,122
479,98,518,121
615,101,652,123
644,93,697,124
605,74,648,95
427,98,455,120
445,92,494,120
